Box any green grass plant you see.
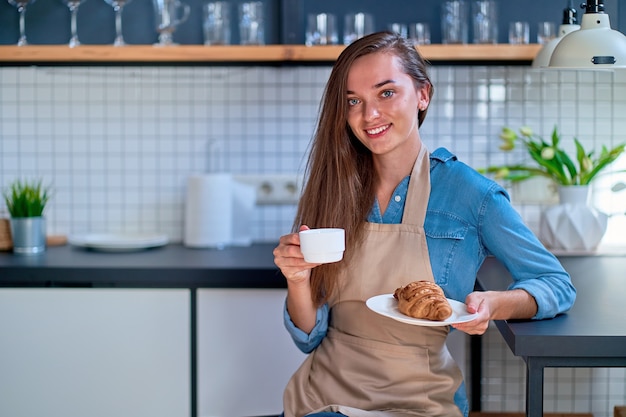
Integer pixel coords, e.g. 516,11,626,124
3,179,51,218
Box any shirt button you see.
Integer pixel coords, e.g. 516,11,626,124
394,195,401,202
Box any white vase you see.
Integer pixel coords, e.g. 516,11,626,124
539,185,608,251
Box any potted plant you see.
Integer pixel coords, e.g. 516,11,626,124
481,126,625,251
2,179,51,254
481,126,625,186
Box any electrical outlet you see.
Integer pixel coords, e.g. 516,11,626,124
234,174,303,205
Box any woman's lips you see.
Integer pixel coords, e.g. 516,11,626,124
366,124,391,137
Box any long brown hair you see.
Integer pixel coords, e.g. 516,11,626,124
294,31,434,306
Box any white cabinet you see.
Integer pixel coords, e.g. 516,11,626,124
197,289,306,417
0,287,467,417
0,288,190,417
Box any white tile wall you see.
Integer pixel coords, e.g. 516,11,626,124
2,66,626,242
2,64,626,416
0,66,328,241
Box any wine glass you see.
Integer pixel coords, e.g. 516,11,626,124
103,0,132,46
153,0,190,46
61,0,86,47
7,0,36,46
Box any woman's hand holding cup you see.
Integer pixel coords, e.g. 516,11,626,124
273,225,345,284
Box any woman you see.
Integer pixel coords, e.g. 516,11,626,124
273,31,575,417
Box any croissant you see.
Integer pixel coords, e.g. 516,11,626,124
393,280,453,321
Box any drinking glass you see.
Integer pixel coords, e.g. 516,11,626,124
472,0,497,44
7,0,36,46
103,0,133,46
409,23,431,45
239,2,264,45
537,21,556,45
305,13,338,46
153,0,190,46
61,0,86,47
509,21,529,44
343,12,374,45
204,1,231,45
388,23,408,39
441,0,468,44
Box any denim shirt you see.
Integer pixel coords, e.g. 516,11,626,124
282,148,576,415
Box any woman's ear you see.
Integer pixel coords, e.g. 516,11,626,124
417,85,431,110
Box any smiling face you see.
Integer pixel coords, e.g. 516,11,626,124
345,52,430,161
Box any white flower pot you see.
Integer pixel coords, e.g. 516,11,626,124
539,186,608,251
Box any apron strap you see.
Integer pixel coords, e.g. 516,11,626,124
402,144,430,227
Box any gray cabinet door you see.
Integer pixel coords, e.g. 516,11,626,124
0,288,190,417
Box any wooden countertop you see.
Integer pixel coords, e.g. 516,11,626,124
0,44,542,63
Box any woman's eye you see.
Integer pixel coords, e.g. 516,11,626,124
348,98,360,106
381,90,394,98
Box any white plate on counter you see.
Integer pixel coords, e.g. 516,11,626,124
68,233,169,252
366,294,478,327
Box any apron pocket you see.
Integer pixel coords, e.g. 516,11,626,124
306,327,451,413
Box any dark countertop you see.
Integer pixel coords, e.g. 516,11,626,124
0,243,284,289
477,256,626,358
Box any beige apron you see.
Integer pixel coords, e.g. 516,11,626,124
283,145,463,417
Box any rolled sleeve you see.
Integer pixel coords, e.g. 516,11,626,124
479,186,576,319
283,300,329,353
508,273,576,320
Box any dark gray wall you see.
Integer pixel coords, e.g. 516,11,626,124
282,0,622,45
0,0,280,45
0,0,621,46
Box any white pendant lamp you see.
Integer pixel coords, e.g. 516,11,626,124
532,25,580,67
532,1,580,68
548,0,626,69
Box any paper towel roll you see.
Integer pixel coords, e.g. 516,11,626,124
184,174,233,248
231,180,256,246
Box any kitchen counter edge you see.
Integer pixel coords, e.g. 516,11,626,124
0,243,285,289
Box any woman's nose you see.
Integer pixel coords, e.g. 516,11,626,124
363,102,380,121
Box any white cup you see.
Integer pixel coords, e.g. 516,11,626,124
299,228,345,264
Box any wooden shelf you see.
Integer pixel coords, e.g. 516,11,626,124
0,44,542,64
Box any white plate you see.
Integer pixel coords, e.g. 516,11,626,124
68,233,169,252
366,294,478,326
